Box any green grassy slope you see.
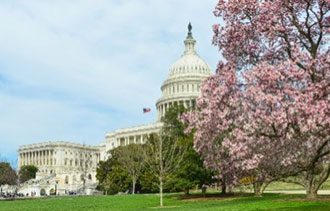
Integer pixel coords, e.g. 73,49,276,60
0,193,329,211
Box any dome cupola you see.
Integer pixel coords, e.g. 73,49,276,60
167,23,212,79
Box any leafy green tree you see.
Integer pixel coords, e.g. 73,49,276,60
96,147,131,195
0,162,17,186
116,144,144,194
162,104,214,195
139,167,158,193
19,165,38,183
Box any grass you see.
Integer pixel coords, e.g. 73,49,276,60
0,193,329,211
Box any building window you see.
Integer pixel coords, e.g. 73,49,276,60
65,176,69,184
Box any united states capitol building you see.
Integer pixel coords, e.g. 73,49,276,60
16,24,212,196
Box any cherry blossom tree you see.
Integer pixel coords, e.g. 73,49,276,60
184,0,329,198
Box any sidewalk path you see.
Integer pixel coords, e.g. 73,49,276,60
265,190,330,195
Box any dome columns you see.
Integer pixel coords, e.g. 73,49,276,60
156,99,196,121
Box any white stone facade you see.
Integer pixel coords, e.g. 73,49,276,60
104,123,163,158
16,24,212,195
18,142,100,195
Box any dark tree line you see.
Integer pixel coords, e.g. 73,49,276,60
0,162,17,186
0,162,38,186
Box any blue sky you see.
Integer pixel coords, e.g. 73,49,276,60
0,0,220,166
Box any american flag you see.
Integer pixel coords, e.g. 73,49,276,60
143,108,151,113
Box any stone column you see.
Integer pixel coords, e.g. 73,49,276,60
49,150,51,166
160,104,164,118
163,104,165,117
41,150,43,165
134,136,137,144
18,154,21,169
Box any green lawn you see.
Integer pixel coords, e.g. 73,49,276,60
0,193,329,211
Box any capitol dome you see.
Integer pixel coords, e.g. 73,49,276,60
156,23,212,121
167,54,212,79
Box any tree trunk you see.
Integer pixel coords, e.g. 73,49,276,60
305,172,319,199
305,164,330,199
132,178,136,195
202,184,207,197
221,179,226,195
306,185,318,199
185,187,190,195
160,177,163,207
253,182,263,197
